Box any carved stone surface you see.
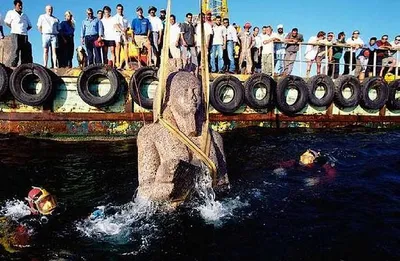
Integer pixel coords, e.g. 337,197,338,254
137,71,229,202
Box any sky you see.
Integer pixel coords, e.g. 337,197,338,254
1,0,399,76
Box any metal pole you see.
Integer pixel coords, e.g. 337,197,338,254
396,51,399,78
373,51,377,77
325,45,328,75
299,43,302,77
349,47,353,76
271,42,275,75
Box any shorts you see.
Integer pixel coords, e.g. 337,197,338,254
382,57,395,67
115,33,128,45
169,45,181,59
134,35,148,49
42,34,58,48
103,40,116,47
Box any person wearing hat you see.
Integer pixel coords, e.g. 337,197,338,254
148,6,163,66
343,30,364,76
237,22,255,74
113,4,130,70
274,24,286,76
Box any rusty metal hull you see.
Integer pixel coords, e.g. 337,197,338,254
1,68,400,137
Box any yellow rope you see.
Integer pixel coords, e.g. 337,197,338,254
154,0,171,123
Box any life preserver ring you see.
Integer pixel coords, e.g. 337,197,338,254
387,79,400,110
9,63,53,106
244,73,275,109
77,64,121,107
0,63,10,99
307,74,335,107
210,75,245,114
129,66,158,110
334,75,360,108
360,77,389,110
276,75,309,114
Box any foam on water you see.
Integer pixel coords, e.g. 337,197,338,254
75,197,160,247
193,169,249,226
0,199,31,220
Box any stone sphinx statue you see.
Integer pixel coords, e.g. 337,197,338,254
136,71,229,203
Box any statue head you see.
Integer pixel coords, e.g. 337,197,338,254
167,72,201,115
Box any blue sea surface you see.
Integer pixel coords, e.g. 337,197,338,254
0,128,399,260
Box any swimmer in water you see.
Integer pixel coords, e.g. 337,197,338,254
0,187,60,253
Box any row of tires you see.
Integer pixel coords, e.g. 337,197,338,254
1,63,400,114
0,63,158,108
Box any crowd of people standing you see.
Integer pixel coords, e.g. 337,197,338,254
0,0,399,79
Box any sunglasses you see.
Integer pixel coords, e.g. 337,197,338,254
396,39,400,41
382,38,388,40
87,12,93,15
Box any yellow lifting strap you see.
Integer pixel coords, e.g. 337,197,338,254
153,0,171,123
154,0,217,191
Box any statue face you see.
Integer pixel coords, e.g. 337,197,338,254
169,72,202,116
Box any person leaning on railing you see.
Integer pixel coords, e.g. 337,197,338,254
343,30,364,76
283,28,303,76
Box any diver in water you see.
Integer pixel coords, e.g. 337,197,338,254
276,149,336,177
0,187,59,253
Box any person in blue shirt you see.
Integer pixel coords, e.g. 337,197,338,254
58,11,75,68
131,6,151,67
80,8,104,65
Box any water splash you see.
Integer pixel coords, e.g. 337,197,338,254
0,199,31,220
193,167,249,226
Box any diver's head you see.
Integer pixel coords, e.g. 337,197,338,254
26,187,57,216
299,149,320,166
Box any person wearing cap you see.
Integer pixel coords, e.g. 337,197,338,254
113,4,130,70
343,30,364,76
180,12,197,73
148,6,163,67
223,18,238,73
274,24,286,76
283,28,304,76
205,10,213,26
251,27,262,73
159,9,166,27
210,15,226,73
237,22,254,74
131,6,151,67
260,25,280,76
37,5,60,68
81,7,104,65
375,35,394,77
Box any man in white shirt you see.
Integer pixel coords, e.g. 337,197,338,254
148,6,163,66
251,27,262,73
37,5,59,68
261,25,279,76
169,15,182,69
210,16,226,73
113,4,129,70
223,18,238,73
195,12,213,68
0,12,4,39
274,24,286,76
4,0,32,67
343,30,364,76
